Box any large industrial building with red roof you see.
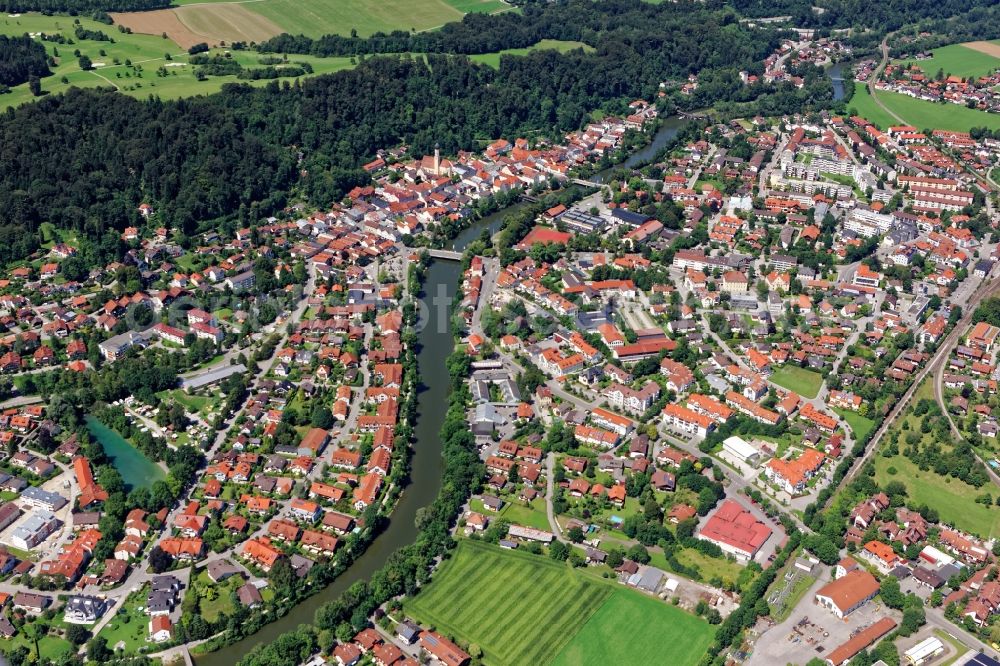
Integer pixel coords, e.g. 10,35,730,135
696,500,773,562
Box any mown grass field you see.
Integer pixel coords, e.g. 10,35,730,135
0,14,355,108
406,540,711,666
168,0,510,42
832,408,876,442
406,539,612,665
894,41,1000,80
869,378,1000,537
875,453,1000,538
848,82,899,128
175,3,283,44
769,366,823,399
850,82,1000,132
550,588,714,666
468,39,593,68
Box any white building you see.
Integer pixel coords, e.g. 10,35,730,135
722,436,760,467
903,637,943,665
10,510,60,549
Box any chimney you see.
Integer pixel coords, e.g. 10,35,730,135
434,143,440,176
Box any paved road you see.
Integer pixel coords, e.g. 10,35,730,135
0,394,43,409
0,265,322,636
866,38,906,126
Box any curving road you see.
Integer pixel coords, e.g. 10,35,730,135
866,38,906,126
842,271,1000,488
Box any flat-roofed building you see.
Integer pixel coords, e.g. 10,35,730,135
722,436,760,466
10,510,60,550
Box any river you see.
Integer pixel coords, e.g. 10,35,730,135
85,415,166,490
196,116,690,664
196,247,464,665
591,114,689,183
828,61,849,102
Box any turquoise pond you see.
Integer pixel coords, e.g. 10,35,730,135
85,415,166,489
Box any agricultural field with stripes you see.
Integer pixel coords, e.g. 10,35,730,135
114,0,512,47
404,539,713,665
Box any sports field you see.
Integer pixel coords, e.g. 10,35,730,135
120,0,511,45
405,540,711,666
469,39,593,68
769,366,823,399
0,13,354,108
850,82,1000,132
894,40,1000,80
551,589,714,666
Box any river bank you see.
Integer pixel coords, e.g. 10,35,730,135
196,114,692,664
194,249,463,666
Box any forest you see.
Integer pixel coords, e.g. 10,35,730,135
890,3,1000,57
0,34,49,88
0,0,165,13
0,0,818,268
259,0,781,71
727,0,999,31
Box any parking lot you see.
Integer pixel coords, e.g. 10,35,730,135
749,593,901,666
0,468,76,561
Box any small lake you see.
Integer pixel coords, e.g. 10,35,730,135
85,415,166,490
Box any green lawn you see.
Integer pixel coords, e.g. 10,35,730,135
550,588,713,666
895,42,1000,80
158,388,216,416
443,0,513,12
875,454,1000,538
230,0,507,39
769,366,823,399
0,13,355,109
674,548,742,586
497,499,551,531
97,585,150,654
469,39,593,68
849,81,1000,132
832,408,876,441
848,82,906,129
0,618,75,663
194,570,241,623
405,539,612,665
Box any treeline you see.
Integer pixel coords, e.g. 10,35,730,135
0,47,820,267
0,0,166,12
891,3,1000,56
728,0,999,31
189,54,313,80
0,34,50,88
259,0,781,72
0,0,840,267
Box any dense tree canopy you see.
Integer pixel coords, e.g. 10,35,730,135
0,4,807,268
728,0,999,30
0,34,50,88
260,0,781,76
0,0,167,13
